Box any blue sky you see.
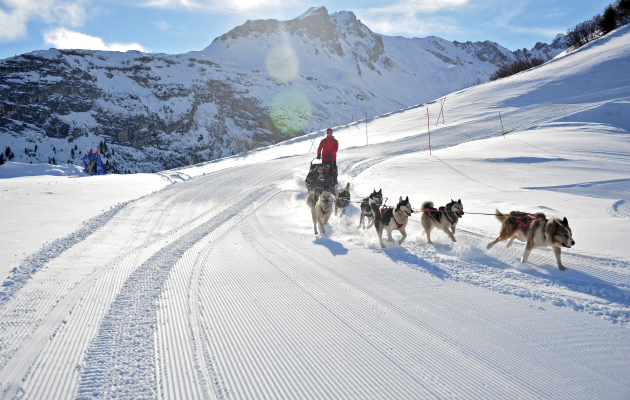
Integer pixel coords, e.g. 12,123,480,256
0,0,613,59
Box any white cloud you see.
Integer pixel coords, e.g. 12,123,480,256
141,0,301,17
0,0,87,41
482,5,563,42
154,20,171,30
357,0,469,36
362,15,460,37
365,0,471,15
43,27,147,52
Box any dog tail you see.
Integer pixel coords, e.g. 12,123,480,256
421,201,434,212
369,198,382,226
495,209,508,222
306,192,317,209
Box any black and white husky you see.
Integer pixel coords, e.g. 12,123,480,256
420,199,464,244
370,196,413,248
335,182,351,217
357,188,383,229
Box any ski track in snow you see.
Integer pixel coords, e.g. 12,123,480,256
1,103,629,398
0,202,128,306
75,187,275,399
608,199,630,218
2,32,630,397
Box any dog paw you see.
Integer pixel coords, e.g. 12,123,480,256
451,237,457,242
398,240,405,245
558,265,566,271
487,243,494,249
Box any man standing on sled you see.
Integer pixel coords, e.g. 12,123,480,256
317,127,338,184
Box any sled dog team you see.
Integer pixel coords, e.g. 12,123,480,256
306,186,575,271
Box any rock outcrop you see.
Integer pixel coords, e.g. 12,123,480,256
0,7,567,173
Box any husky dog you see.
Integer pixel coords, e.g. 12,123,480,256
306,190,335,234
357,189,383,229
420,199,464,244
487,210,575,271
370,196,413,248
335,182,351,217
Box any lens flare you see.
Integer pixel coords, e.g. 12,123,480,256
270,90,312,134
266,45,299,81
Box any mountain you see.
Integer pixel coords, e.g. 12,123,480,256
0,6,567,173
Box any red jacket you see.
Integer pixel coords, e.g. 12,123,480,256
317,136,338,161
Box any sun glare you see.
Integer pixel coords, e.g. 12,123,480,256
266,44,299,81
270,90,312,134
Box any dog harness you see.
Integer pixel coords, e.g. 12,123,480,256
392,214,403,228
321,207,328,215
444,211,455,226
426,208,456,226
380,208,404,228
514,214,538,231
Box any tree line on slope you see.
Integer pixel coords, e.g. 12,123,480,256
489,0,630,82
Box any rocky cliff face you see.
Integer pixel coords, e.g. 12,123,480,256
0,6,567,173
513,34,569,61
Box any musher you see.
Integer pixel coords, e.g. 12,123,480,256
317,127,338,184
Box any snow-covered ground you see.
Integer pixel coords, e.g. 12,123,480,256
0,24,629,399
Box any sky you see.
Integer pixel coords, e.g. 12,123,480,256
0,0,614,60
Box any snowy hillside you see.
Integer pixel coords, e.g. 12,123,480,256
0,6,566,173
0,20,629,400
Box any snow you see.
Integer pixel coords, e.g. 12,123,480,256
0,23,629,400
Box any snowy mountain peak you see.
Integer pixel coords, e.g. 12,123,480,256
294,6,327,20
1,7,569,173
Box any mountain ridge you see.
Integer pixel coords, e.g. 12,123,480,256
0,6,567,173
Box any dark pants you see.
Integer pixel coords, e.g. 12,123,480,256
323,160,337,184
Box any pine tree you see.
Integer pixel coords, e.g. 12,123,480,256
53,146,56,153
35,144,38,152
4,147,10,157
71,148,75,158
52,157,56,164
9,152,14,160
0,154,4,165
25,148,28,154
600,5,618,33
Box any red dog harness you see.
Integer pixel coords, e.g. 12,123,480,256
381,208,403,228
514,215,538,231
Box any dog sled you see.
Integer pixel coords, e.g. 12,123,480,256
305,157,337,194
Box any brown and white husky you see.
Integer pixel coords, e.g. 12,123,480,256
420,199,464,244
487,210,575,271
306,190,335,235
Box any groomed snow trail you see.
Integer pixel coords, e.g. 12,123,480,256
3,153,628,399
2,25,630,399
